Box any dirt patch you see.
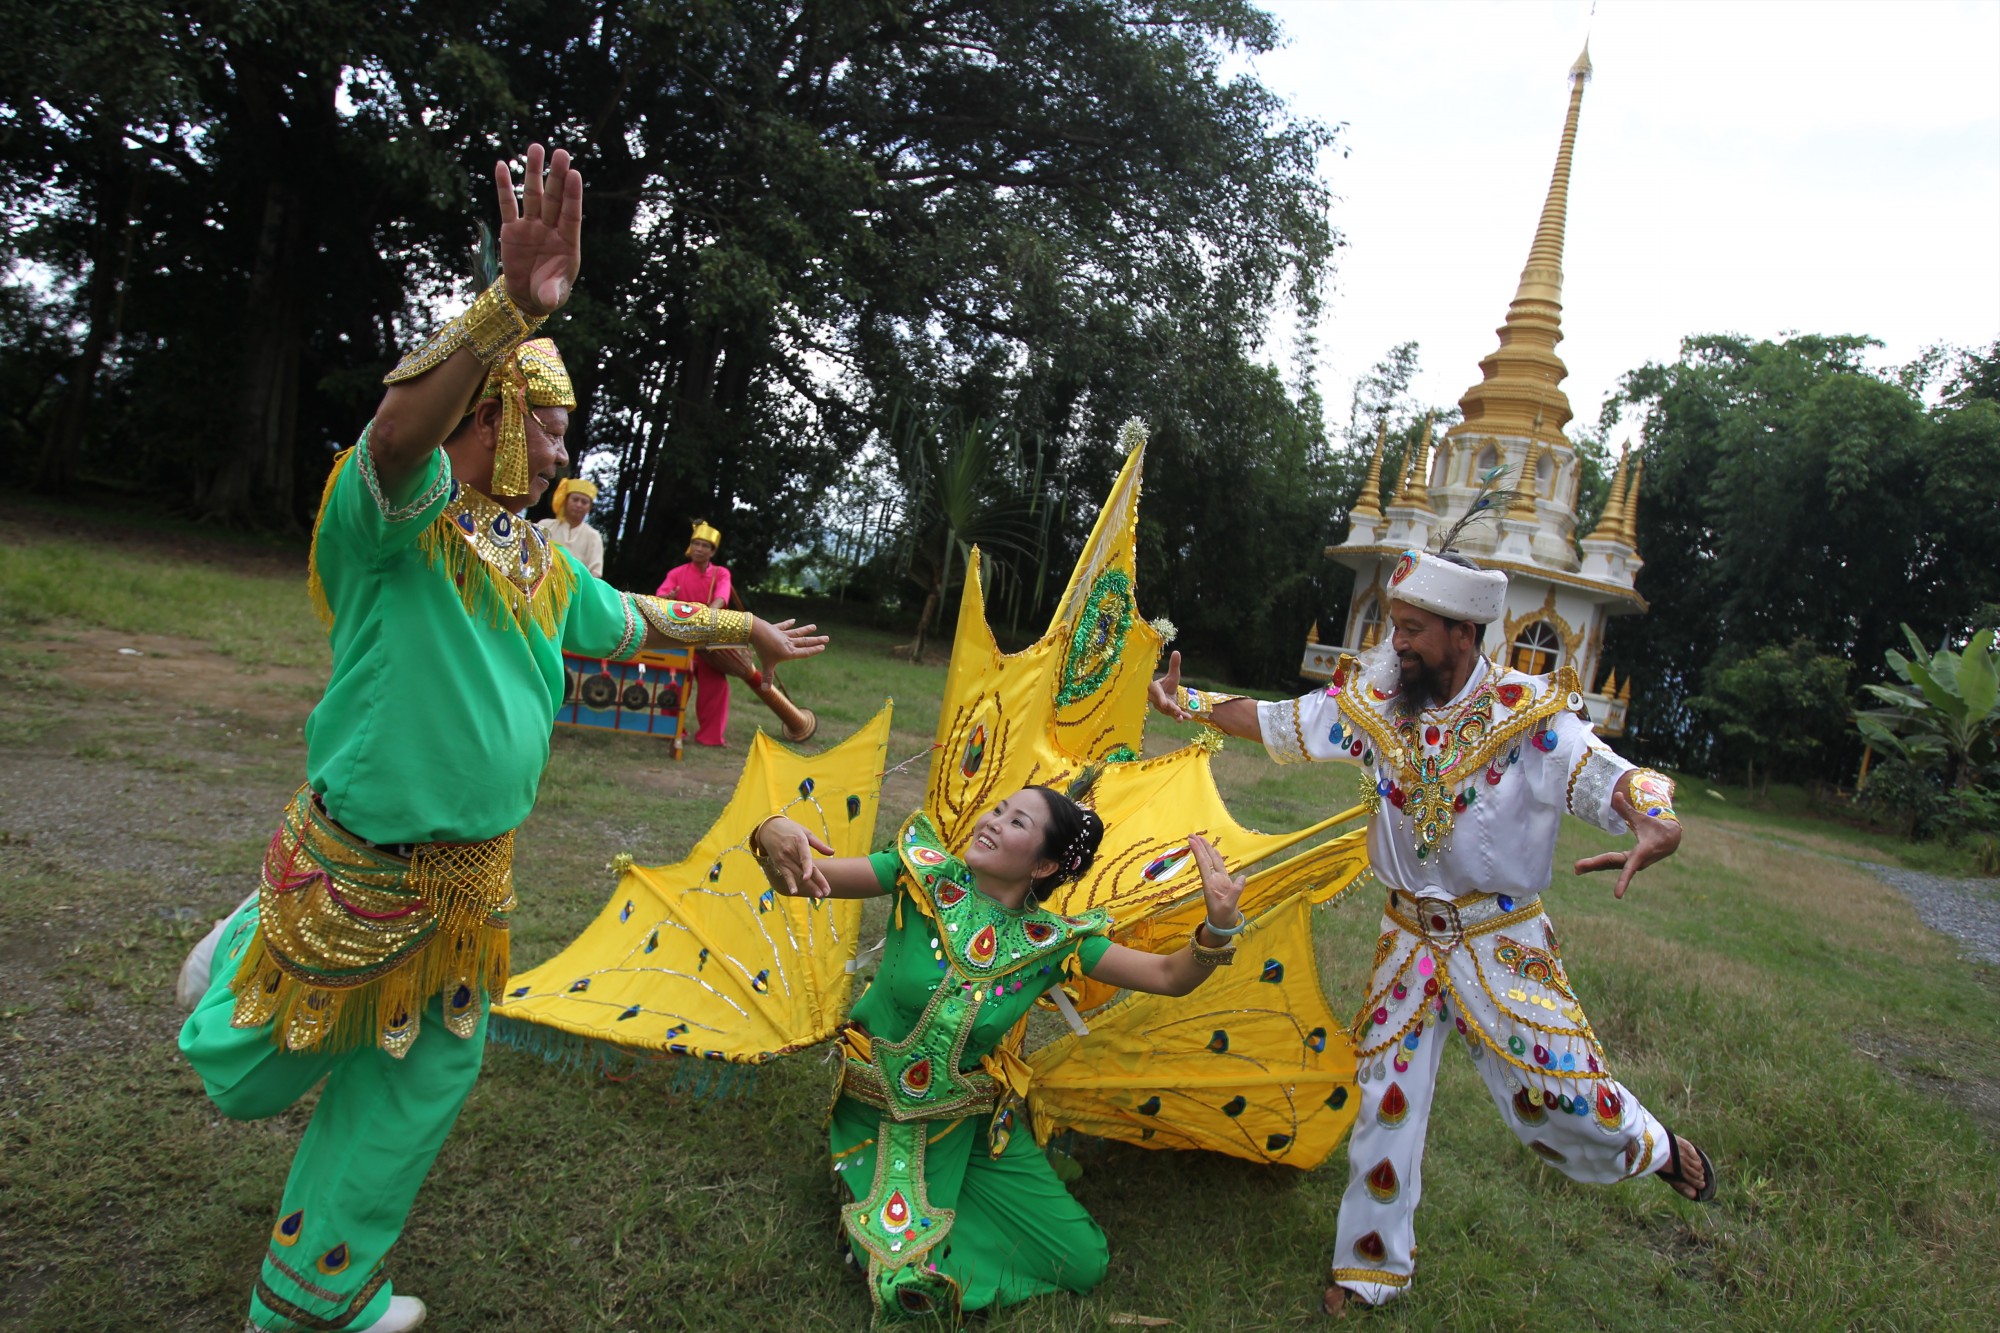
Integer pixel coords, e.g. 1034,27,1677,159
1855,1029,2000,1139
14,626,325,727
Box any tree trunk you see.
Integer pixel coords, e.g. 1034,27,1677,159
37,159,141,494
200,180,304,527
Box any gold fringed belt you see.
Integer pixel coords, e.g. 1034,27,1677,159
230,787,515,1058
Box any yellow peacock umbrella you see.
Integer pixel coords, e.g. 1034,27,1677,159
489,704,891,1068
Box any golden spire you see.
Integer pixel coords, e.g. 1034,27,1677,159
1586,448,1629,542
1393,413,1436,511
1508,443,1543,517
1454,44,1592,444
1619,453,1645,547
1601,667,1619,697
1351,421,1388,520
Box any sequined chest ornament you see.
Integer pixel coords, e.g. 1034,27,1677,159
1327,656,1585,860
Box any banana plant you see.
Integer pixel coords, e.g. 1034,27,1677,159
1857,624,1999,790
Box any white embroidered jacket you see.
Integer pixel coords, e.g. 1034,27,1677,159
1256,649,1634,900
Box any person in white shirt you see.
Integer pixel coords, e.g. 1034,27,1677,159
538,476,604,576
1148,546,1714,1315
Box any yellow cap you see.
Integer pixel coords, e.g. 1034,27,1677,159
688,520,722,554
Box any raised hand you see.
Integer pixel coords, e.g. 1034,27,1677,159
1573,789,1682,899
752,617,830,670
1149,650,1192,721
494,143,583,317
1189,833,1246,931
755,817,836,899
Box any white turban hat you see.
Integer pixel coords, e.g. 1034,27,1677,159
1387,549,1508,624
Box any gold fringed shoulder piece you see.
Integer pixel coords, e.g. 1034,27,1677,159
412,494,577,641
306,448,355,630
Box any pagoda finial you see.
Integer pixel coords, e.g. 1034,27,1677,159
1619,452,1645,547
1394,413,1436,511
1508,443,1543,518
1515,52,1588,310
1454,48,1593,440
1351,420,1388,520
1585,448,1629,543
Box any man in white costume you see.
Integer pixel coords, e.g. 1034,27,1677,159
1149,546,1714,1315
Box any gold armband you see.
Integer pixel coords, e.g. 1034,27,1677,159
1190,938,1237,968
633,596,752,646
383,279,545,385
1181,686,1243,720
1628,768,1679,824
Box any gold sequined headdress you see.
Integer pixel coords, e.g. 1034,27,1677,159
482,337,576,496
688,519,722,555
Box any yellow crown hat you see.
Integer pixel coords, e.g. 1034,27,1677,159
688,520,722,555
480,337,576,496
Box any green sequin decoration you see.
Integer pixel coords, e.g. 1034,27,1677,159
1103,744,1138,763
1056,569,1135,707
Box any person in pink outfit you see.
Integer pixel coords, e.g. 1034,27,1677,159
655,521,733,745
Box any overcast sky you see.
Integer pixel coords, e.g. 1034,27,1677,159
1245,0,2000,444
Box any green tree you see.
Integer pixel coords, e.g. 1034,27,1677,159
1600,334,2000,773
1687,639,1853,796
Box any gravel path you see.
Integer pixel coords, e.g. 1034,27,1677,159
1867,864,2000,967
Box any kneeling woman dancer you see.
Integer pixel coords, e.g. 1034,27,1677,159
751,772,1241,1321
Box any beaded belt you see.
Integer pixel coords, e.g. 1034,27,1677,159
840,1057,1000,1122
1383,887,1544,956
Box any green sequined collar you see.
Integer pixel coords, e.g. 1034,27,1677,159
894,812,1109,981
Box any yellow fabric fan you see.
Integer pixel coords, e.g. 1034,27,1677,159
1026,895,1360,1169
489,703,891,1064
926,421,1161,844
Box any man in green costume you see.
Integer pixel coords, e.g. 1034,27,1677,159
177,142,827,1333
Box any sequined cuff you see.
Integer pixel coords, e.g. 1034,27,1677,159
1181,686,1243,720
1627,768,1679,824
633,595,751,646
609,593,644,661
383,279,545,385
355,427,452,523
1566,743,1632,833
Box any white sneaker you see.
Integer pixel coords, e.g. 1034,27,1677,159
175,893,258,1010
358,1295,427,1332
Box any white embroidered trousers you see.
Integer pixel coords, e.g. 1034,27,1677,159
1329,889,1671,1305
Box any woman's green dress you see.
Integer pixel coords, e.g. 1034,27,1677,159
830,812,1114,1320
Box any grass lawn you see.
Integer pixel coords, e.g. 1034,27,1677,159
2,510,1997,1332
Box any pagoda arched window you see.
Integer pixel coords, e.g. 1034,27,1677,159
1354,594,1387,650
1509,620,1563,676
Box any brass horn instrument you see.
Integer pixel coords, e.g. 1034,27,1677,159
700,589,818,743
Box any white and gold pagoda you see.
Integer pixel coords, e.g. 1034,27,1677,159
1306,43,1642,735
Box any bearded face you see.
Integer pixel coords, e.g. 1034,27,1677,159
1389,604,1479,718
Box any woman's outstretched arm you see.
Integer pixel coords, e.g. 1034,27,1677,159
1081,834,1245,997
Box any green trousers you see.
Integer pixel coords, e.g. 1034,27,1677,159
178,903,487,1332
829,1094,1110,1319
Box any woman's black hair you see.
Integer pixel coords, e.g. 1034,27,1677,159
1023,766,1106,902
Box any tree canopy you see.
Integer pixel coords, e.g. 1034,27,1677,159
1600,334,2000,777
3,0,1343,683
